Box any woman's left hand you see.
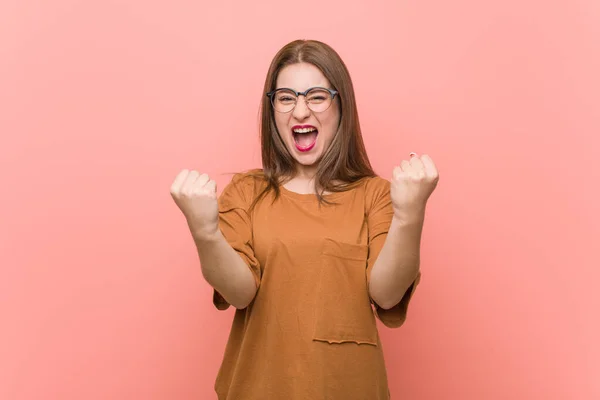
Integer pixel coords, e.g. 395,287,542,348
391,153,439,221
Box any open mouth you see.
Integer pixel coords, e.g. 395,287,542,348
292,126,318,152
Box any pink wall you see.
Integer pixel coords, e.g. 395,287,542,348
1,1,598,399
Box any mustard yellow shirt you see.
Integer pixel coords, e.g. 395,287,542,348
213,172,421,400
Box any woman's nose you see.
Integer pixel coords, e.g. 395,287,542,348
292,96,311,120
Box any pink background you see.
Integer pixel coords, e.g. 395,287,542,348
1,0,599,399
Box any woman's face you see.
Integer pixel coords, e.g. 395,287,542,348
273,62,340,175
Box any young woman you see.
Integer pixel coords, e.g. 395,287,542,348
170,39,439,400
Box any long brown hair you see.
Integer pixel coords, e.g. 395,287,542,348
249,39,376,207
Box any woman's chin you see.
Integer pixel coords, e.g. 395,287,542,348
291,151,320,168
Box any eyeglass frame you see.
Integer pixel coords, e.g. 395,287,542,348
266,87,339,113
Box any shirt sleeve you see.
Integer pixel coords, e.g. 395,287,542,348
365,177,422,328
212,173,261,310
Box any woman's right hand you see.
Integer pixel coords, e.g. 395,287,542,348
170,169,219,241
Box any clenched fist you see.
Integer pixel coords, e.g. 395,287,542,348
391,153,439,221
170,170,219,240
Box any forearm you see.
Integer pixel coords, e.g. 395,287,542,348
369,212,424,310
192,229,258,309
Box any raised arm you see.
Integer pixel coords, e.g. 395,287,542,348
170,170,258,309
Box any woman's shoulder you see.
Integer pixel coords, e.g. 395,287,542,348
359,174,391,193
229,168,267,186
356,175,391,208
231,168,267,189
220,169,268,206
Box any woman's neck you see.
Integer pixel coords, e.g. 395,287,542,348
283,175,317,195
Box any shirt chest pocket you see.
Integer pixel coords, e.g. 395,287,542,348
312,238,379,346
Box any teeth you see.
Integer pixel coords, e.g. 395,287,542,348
293,127,317,134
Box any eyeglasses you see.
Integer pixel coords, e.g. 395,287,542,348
266,87,339,113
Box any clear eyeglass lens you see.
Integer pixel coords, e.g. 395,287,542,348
272,88,332,112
